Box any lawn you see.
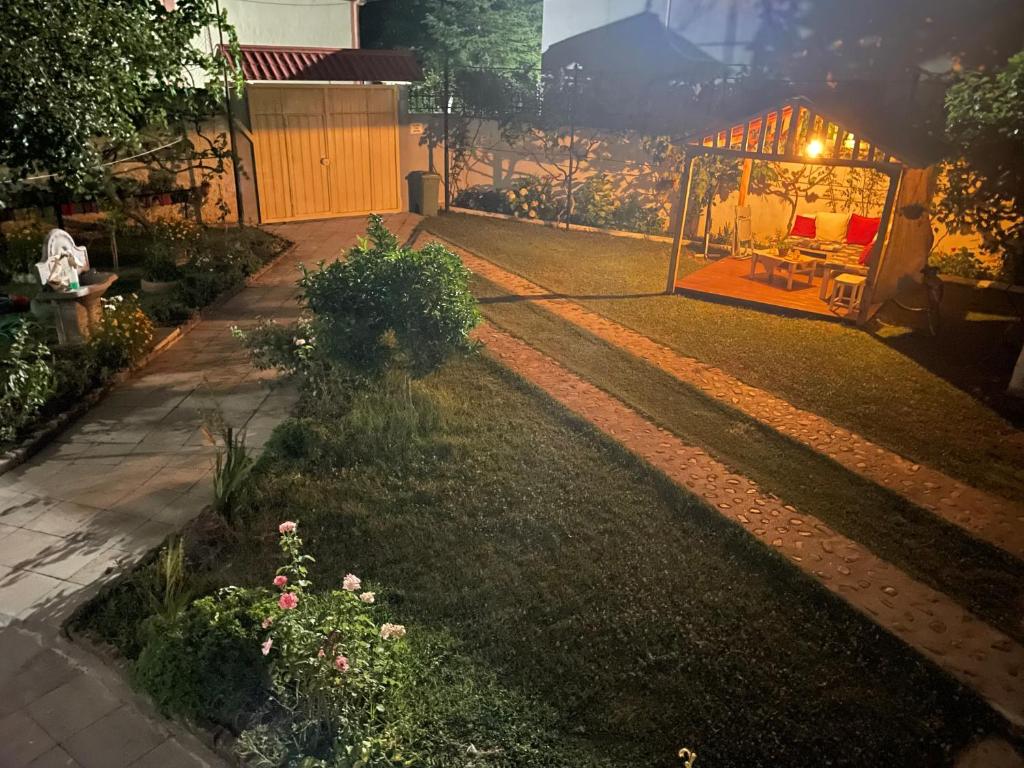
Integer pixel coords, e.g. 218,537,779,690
421,213,1024,502
77,353,1003,767
470,273,1024,644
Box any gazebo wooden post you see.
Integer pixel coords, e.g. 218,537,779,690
666,153,696,294
857,166,902,323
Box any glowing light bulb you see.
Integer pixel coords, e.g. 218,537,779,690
805,138,825,158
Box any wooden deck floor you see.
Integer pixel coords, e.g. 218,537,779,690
676,257,847,319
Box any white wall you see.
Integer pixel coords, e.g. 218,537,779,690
220,0,355,49
542,0,647,50
542,0,760,66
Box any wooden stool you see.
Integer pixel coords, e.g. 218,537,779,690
829,273,866,313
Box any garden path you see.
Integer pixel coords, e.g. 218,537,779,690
415,232,1024,562
473,319,1024,729
0,214,420,768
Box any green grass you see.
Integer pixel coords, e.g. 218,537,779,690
212,356,1001,768
471,273,1024,644
421,213,1024,501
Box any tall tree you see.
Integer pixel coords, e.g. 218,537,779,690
751,0,1024,82
0,0,237,205
360,0,542,75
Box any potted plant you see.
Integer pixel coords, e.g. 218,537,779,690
141,242,182,294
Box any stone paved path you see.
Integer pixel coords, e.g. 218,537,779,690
419,233,1024,561
0,214,420,768
474,320,1024,727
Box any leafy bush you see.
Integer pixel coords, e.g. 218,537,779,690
234,318,318,377
503,175,560,221
453,185,513,214
88,293,154,371
1,218,49,276
571,175,666,234
142,240,182,282
572,173,617,228
175,267,238,309
235,522,413,765
930,248,998,281
134,586,269,725
298,215,479,379
0,320,55,442
143,293,194,326
612,193,666,234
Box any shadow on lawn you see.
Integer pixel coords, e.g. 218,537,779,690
479,291,665,304
873,282,1024,427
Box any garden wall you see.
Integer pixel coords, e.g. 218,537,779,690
398,114,1002,280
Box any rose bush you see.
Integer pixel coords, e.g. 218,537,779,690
238,522,411,766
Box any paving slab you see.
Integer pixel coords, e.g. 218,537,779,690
0,214,419,768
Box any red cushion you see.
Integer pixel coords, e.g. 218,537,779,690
859,242,874,265
790,214,816,238
847,214,881,245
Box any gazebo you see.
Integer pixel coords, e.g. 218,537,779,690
665,95,937,323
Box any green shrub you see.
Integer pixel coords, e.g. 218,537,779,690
503,176,561,221
234,523,414,764
572,173,618,228
930,248,998,281
88,293,154,371
571,175,666,234
1,218,49,276
134,586,269,725
142,240,182,282
51,345,101,403
234,318,318,376
453,185,513,214
209,425,254,525
299,215,479,379
612,193,666,234
0,320,55,442
143,293,194,326
175,264,239,308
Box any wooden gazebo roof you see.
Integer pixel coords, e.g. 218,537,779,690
688,96,907,171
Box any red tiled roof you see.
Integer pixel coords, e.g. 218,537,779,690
229,45,422,83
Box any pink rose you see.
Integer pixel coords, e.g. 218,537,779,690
359,591,375,604
317,648,326,659
261,638,273,656
261,617,273,629
278,521,297,534
278,592,299,610
273,575,288,588
334,655,349,672
342,574,361,592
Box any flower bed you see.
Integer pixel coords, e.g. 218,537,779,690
454,173,667,235
0,220,288,455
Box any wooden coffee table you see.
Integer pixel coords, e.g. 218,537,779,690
750,250,816,290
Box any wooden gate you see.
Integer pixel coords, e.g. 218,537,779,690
249,85,402,223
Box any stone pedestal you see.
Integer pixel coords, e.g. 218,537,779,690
34,271,117,345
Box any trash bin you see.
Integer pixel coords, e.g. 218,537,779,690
407,171,441,217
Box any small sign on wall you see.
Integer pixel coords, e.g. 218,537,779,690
409,123,425,136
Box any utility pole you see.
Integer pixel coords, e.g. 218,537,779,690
215,0,245,226
441,0,451,211
564,65,578,230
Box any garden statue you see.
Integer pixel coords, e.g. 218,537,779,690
33,228,117,345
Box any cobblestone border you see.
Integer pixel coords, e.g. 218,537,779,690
420,231,1024,562
0,235,295,481
474,321,1024,727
